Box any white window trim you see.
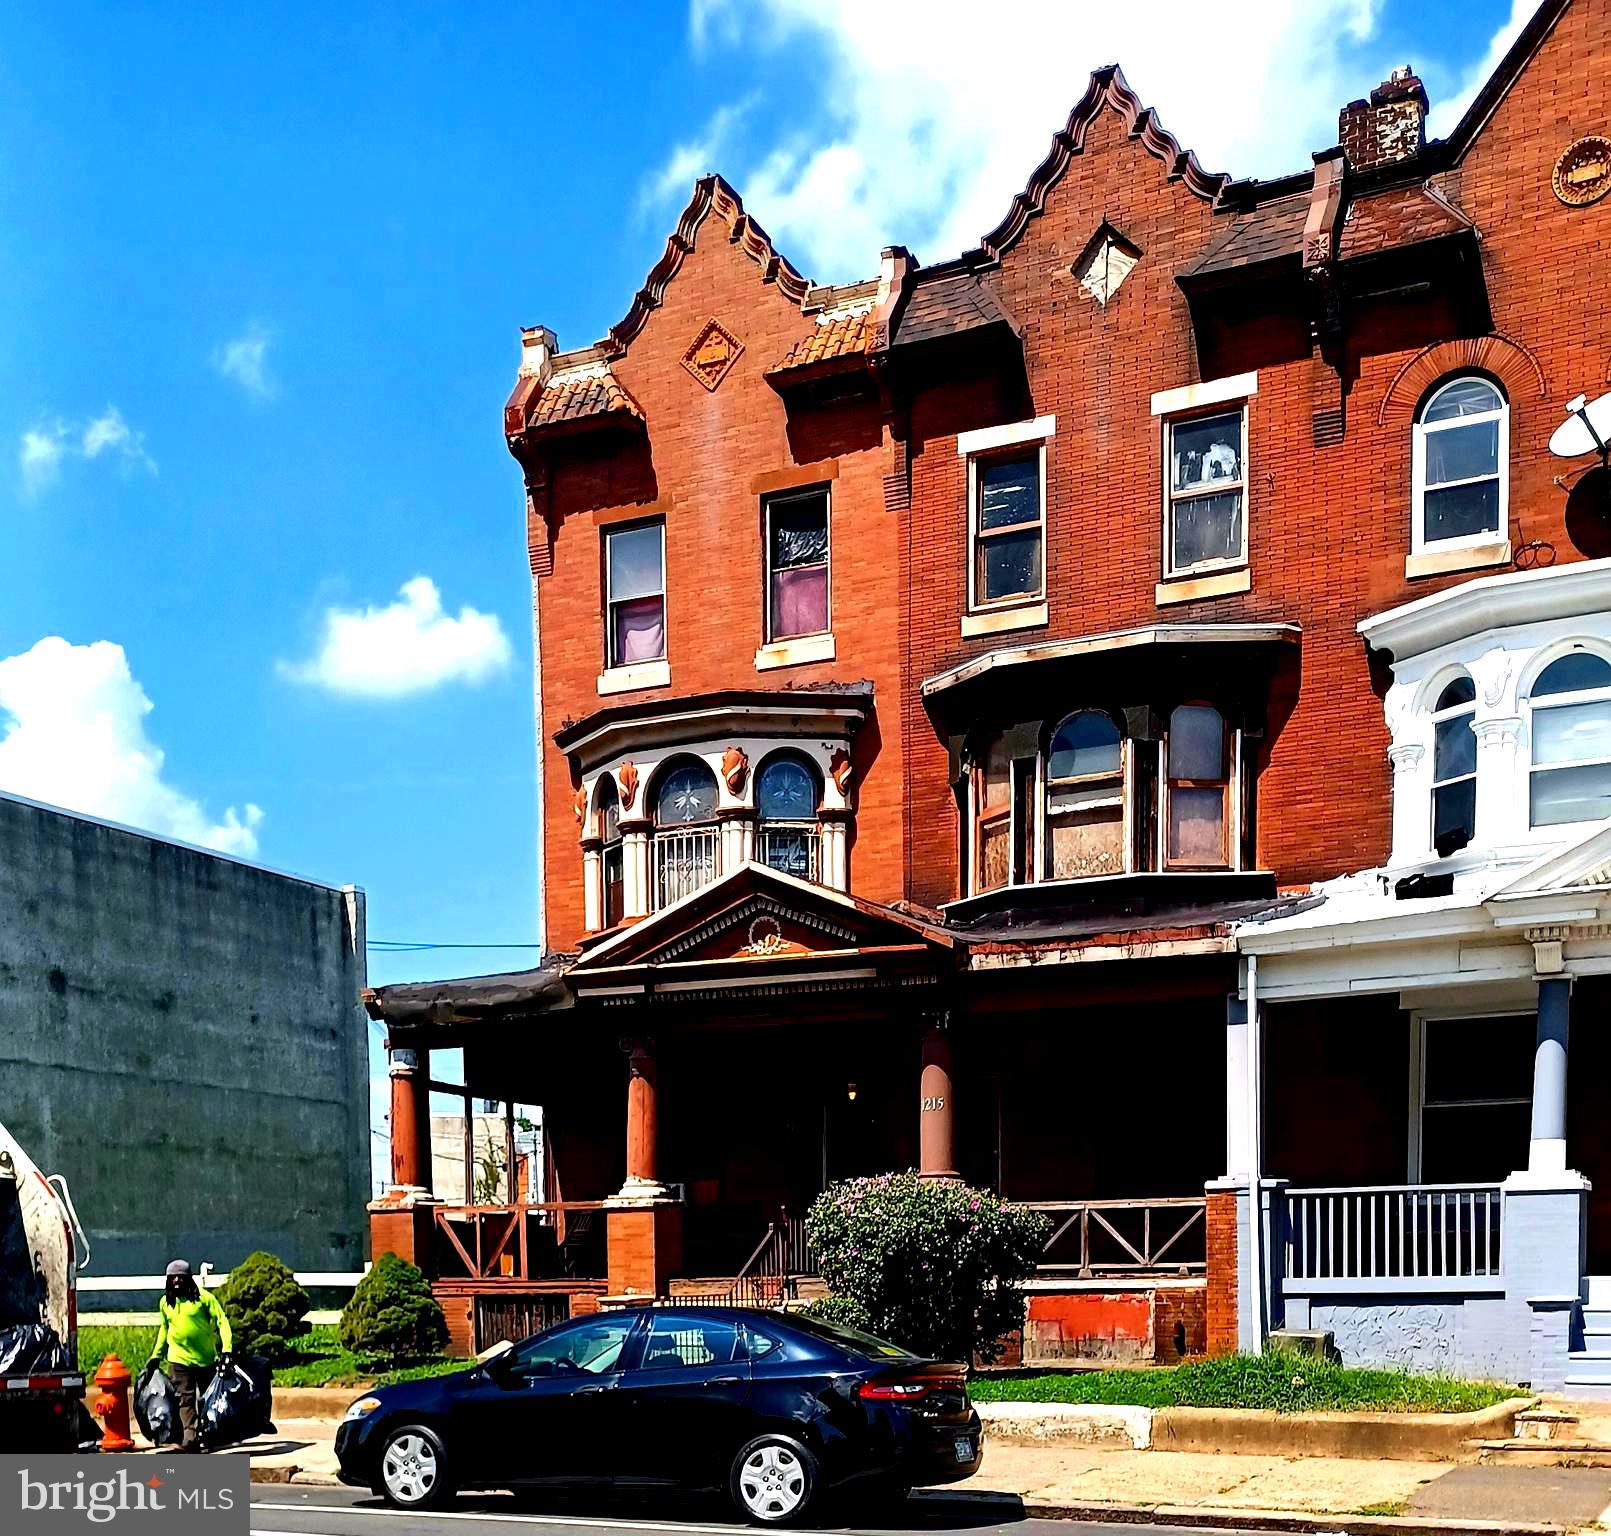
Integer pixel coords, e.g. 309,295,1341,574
762,485,832,647
597,658,671,696
956,414,1056,457
1411,379,1510,557
604,518,667,670
1429,682,1477,851
1161,405,1250,581
1525,675,1611,830
1150,372,1258,417
755,633,836,671
967,442,1048,613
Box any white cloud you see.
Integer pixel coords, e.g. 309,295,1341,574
0,637,264,857
280,576,513,699
18,408,156,495
212,322,276,401
675,0,1386,279
640,95,759,212
1426,0,1532,140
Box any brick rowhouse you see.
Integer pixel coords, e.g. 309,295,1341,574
366,0,1611,1361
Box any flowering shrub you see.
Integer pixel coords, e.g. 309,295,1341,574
804,1172,1049,1363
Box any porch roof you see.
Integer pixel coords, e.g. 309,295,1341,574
364,962,571,1035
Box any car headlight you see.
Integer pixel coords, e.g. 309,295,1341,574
342,1396,382,1423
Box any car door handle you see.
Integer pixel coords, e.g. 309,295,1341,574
703,1376,742,1387
574,1384,608,1395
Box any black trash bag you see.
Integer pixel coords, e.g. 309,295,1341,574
134,1362,179,1447
0,1322,71,1375
198,1355,274,1447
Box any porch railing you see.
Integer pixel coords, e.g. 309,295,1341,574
1017,1197,1206,1276
432,1202,608,1282
652,826,719,909
1284,1184,1503,1284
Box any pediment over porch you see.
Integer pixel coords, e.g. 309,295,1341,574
568,862,957,996
1487,821,1611,937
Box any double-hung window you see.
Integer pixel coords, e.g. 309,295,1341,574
1430,676,1477,856
764,488,830,642
1163,408,1247,577
969,454,1045,608
1529,651,1611,827
1164,703,1232,868
604,521,666,669
972,735,1012,893
1413,376,1508,551
1044,712,1125,879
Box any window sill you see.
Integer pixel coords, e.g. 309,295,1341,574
961,601,1048,638
596,659,671,696
754,633,835,671
1155,567,1251,606
1404,539,1512,580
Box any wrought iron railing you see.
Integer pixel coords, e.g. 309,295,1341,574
757,826,820,882
1284,1183,1503,1282
652,826,719,908
1017,1197,1207,1276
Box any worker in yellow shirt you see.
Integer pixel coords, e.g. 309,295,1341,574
148,1259,233,1451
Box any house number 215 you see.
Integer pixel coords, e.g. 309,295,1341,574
921,1095,947,1112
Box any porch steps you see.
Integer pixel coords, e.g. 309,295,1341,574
1565,1293,1611,1400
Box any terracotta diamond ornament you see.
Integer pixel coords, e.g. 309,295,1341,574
682,318,744,392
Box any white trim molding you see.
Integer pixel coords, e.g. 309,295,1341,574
597,658,671,696
955,414,1056,457
754,633,835,671
1150,372,1258,417
961,601,1048,638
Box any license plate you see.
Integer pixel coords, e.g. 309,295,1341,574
954,1436,974,1463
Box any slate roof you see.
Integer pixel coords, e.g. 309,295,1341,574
1339,183,1474,259
892,272,1017,347
1185,194,1310,277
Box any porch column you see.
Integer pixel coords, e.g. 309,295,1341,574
622,821,651,918
620,1036,667,1198
1386,742,1427,864
1223,995,1251,1179
387,1045,430,1192
606,1035,682,1300
719,809,754,875
1529,974,1573,1173
919,1017,956,1178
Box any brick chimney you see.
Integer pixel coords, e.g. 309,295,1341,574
1339,67,1428,170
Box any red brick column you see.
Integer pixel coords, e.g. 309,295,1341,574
1205,1184,1240,1356
605,1035,681,1299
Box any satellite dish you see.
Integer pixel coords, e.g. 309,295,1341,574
1550,391,1611,459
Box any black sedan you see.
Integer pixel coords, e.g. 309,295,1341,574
335,1305,982,1523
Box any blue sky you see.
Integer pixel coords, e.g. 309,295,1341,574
0,0,1526,1167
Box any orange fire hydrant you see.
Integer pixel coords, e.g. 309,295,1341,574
90,1352,136,1451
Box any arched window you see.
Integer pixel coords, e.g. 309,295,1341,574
1044,711,1124,879
756,754,822,880
1430,676,1477,857
1529,651,1611,827
1413,376,1508,550
596,774,624,928
652,760,719,908
972,734,1012,894
1165,704,1230,868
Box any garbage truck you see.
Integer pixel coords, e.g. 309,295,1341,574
0,1120,90,1449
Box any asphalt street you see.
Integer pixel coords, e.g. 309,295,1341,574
250,1485,1254,1536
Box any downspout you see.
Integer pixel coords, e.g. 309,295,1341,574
1245,951,1264,1351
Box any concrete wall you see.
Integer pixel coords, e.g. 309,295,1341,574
0,792,369,1275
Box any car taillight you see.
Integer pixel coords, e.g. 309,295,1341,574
858,1375,964,1400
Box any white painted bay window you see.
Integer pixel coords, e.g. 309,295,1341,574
1528,651,1611,827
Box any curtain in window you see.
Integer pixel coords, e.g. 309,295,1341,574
613,597,665,664
771,565,828,639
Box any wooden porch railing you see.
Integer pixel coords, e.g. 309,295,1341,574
1017,1197,1207,1277
1284,1184,1503,1283
432,1202,608,1282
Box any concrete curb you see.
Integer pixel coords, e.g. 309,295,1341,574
1007,1499,1565,1536
980,1396,1538,1462
249,1466,342,1487
269,1386,371,1420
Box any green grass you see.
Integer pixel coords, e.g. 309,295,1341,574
968,1352,1517,1414
79,1323,472,1390
1356,1501,1409,1517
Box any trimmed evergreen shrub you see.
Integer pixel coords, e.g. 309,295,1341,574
339,1253,448,1362
805,1172,1050,1364
216,1251,310,1363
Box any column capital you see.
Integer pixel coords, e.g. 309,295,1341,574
387,1047,420,1078
1386,741,1425,771
1472,715,1524,744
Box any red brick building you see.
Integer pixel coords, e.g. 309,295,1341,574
372,0,1611,1378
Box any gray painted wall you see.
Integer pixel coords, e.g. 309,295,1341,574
0,792,369,1275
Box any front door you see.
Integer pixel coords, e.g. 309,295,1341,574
456,1313,640,1486
613,1311,752,1486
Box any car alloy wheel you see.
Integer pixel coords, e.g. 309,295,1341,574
381,1427,443,1508
736,1440,810,1523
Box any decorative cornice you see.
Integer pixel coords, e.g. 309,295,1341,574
597,175,811,364
970,65,1230,267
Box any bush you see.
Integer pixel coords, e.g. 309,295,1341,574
800,1294,872,1332
216,1252,310,1363
339,1253,448,1363
805,1172,1049,1364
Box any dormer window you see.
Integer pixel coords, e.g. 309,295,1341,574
1529,652,1611,828
1430,676,1477,856
1413,376,1508,552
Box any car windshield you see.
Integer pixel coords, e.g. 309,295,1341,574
782,1313,916,1360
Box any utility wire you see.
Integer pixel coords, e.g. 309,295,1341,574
367,940,544,953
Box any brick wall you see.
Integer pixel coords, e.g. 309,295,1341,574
1205,1187,1239,1356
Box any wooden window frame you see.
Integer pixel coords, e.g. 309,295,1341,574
967,446,1047,613
1162,702,1236,871
762,485,832,645
1042,711,1129,881
1161,403,1249,581
603,518,667,670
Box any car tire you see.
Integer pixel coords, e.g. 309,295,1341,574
377,1424,452,1511
730,1434,818,1525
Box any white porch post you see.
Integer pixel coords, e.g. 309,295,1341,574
1473,717,1525,848
1529,971,1573,1174
1387,742,1427,864
1225,994,1252,1179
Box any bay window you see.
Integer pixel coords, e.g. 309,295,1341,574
973,734,1012,893
756,753,821,880
597,774,624,928
604,520,666,668
1164,703,1231,869
652,760,719,908
1044,712,1125,879
1529,651,1611,827
764,488,830,642
1430,676,1477,856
